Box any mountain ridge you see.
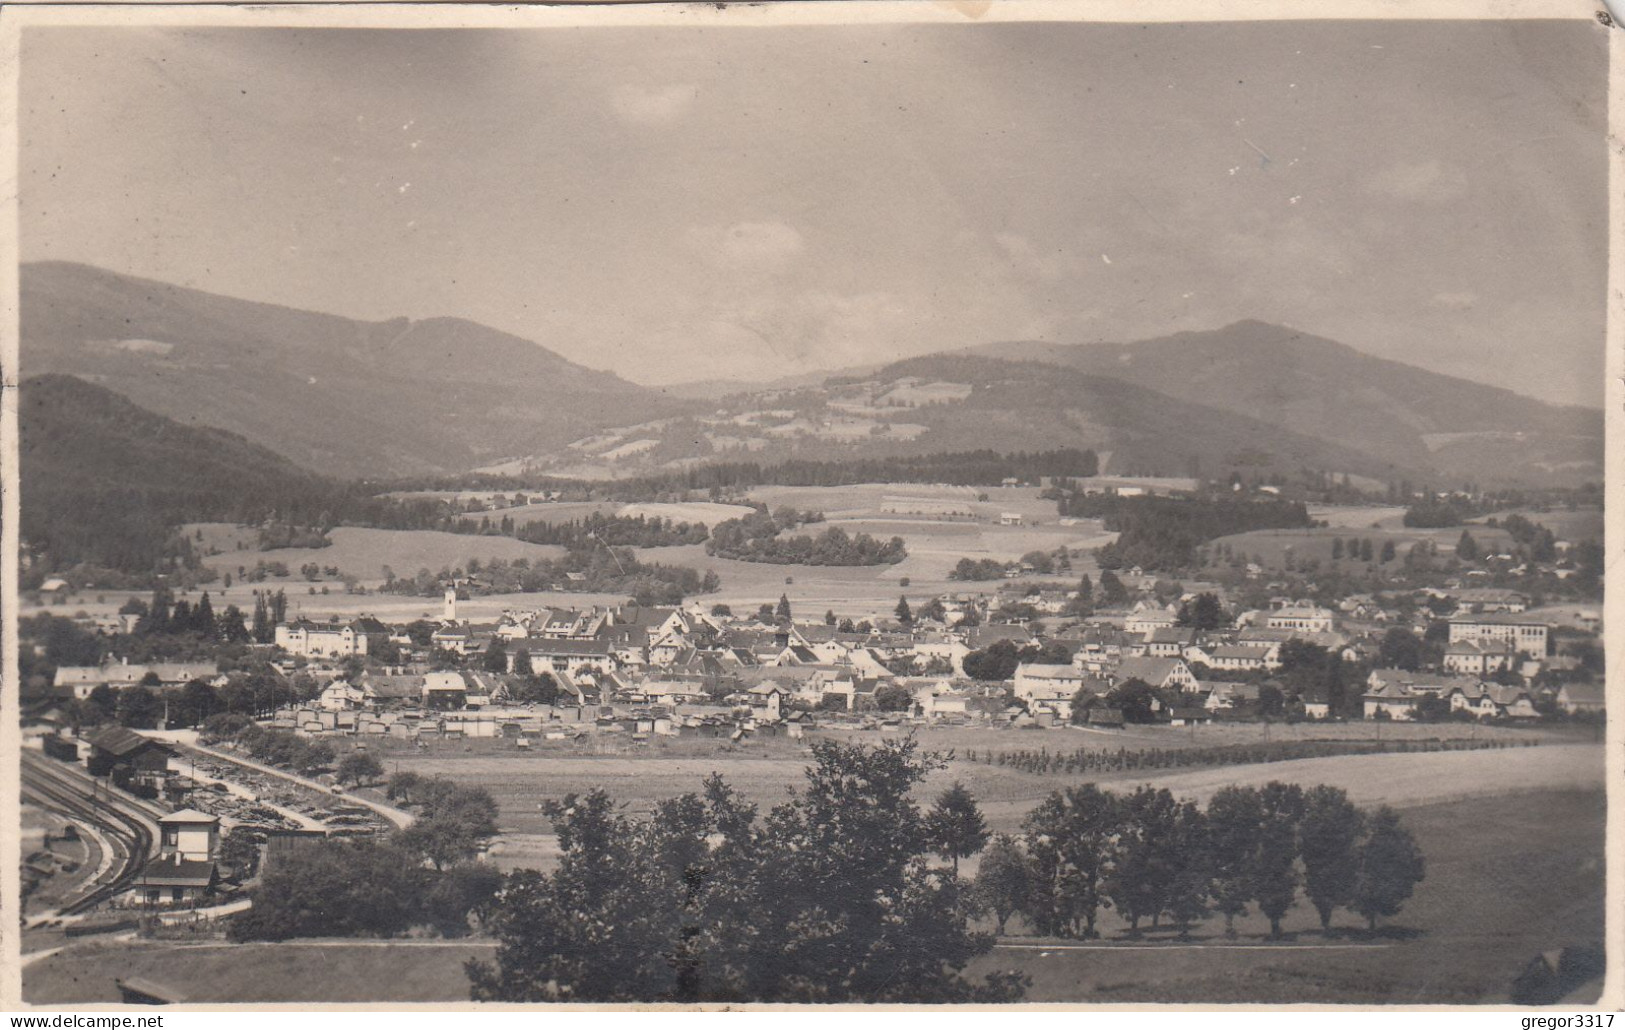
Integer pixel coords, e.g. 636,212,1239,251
20,261,695,478
19,372,345,571
20,263,1601,488
954,320,1602,486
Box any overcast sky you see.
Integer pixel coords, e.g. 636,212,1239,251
20,19,1608,404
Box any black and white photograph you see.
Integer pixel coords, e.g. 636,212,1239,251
5,0,1615,1008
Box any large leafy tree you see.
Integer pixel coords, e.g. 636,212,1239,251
172,678,221,728
466,790,692,1001
1299,786,1366,931
1106,786,1180,932
1205,786,1263,937
1352,807,1425,931
481,638,508,673
1377,628,1424,672
1022,784,1121,938
1098,570,1128,605
230,839,433,941
510,648,534,677
86,683,119,720
337,751,385,787
1254,782,1306,939
1176,592,1230,631
1161,799,1211,937
1456,530,1479,562
399,780,500,870
925,781,990,877
962,639,1022,681
1105,678,1158,724
115,685,164,729
974,834,1032,936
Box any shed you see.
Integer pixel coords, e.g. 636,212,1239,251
116,978,189,1006
82,726,171,780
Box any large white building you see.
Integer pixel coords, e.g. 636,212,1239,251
1265,605,1335,634
275,617,390,658
1447,614,1548,658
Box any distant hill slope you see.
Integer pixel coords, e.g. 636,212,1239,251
861,353,1417,481
20,373,346,571
965,321,1603,486
21,261,695,478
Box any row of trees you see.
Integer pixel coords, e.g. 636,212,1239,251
126,587,255,644
961,639,1071,681
514,512,709,549
222,721,337,777
72,669,313,732
444,740,1426,1003
963,736,1537,777
1329,537,1390,563
976,783,1423,940
949,557,1011,581
1402,499,1474,528
378,546,718,605
949,549,1077,586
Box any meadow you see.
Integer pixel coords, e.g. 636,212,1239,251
25,939,498,1004
1303,504,1408,529
191,524,567,587
460,500,624,527
465,500,756,529
1469,507,1604,541
1211,524,1514,571
745,483,1060,523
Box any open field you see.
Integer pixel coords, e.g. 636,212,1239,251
191,525,567,587
616,501,758,526
1305,504,1407,529
965,788,1605,1003
24,939,497,1005
745,483,1062,523
25,786,1602,1004
1212,523,1514,570
1471,507,1604,541
451,500,756,530
372,723,1599,844
462,500,623,526
465,500,758,530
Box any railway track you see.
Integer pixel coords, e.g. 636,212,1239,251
21,751,159,916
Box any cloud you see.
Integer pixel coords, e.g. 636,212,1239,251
1365,159,1468,203
1433,290,1478,310
610,83,698,125
687,220,805,273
